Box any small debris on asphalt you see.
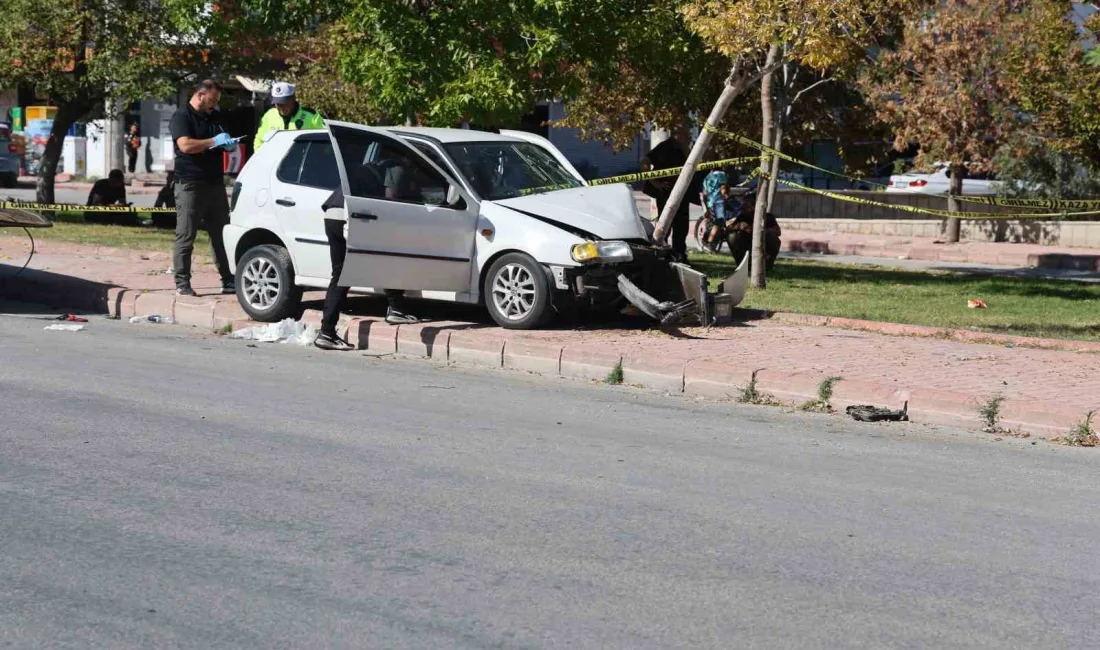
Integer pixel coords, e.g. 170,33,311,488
54,314,88,322
44,324,85,332
130,314,174,324
846,403,909,422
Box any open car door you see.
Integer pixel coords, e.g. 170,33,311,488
326,121,478,293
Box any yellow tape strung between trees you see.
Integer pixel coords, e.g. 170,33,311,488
705,124,1100,210
0,201,177,213
519,156,758,196
703,124,890,190
587,156,757,186
770,176,1100,220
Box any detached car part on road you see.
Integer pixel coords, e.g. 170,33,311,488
223,123,747,329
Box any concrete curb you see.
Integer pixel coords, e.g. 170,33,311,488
4,270,1093,441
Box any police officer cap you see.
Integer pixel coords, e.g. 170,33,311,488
271,82,296,105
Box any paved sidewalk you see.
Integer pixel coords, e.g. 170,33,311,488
778,229,1100,270
2,234,1098,439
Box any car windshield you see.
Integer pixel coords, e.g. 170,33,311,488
442,141,582,200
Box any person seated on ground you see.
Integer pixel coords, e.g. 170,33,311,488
85,169,132,225
154,170,176,210
701,169,740,252
728,193,782,271
151,170,177,230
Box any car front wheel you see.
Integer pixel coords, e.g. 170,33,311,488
484,252,553,329
235,244,303,322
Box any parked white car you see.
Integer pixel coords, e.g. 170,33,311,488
223,123,733,329
886,162,1002,195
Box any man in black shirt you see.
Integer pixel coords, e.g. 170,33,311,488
728,192,782,270
641,136,702,262
84,169,129,225
169,79,237,296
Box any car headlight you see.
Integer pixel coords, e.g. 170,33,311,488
571,240,634,264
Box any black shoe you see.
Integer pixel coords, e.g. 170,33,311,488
314,331,354,351
385,307,420,325
222,281,236,295
176,286,196,297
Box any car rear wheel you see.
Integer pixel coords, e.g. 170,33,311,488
0,173,16,189
484,252,553,329
235,244,303,322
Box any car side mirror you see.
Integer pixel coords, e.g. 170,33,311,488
445,184,462,206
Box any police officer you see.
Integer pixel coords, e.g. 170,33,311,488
253,82,324,152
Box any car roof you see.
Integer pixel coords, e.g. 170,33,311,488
384,127,524,144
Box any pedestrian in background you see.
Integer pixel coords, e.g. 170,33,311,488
169,79,237,297
85,169,129,225
126,124,140,174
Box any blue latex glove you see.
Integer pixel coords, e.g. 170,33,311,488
212,133,234,149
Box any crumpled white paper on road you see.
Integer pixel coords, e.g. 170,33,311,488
44,323,85,332
230,318,316,345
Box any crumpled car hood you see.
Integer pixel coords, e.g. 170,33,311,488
494,183,648,241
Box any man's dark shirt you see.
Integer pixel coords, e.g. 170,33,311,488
86,179,126,206
169,103,226,183
733,207,780,232
642,139,702,207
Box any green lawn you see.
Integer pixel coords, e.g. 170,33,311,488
690,252,1100,342
31,217,208,253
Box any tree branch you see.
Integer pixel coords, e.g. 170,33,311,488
790,76,834,106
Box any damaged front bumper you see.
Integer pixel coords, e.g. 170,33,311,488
558,244,750,327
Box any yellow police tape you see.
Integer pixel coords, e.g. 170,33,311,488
770,176,1100,220
519,156,758,196
703,124,890,190
0,201,176,214
587,156,758,187
705,124,1100,211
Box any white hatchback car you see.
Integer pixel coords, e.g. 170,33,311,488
223,123,715,329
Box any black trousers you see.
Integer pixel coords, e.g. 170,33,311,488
656,195,690,260
730,230,781,270
127,149,138,173
321,219,349,335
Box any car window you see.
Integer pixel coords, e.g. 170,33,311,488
330,125,450,206
298,141,341,190
442,141,582,200
276,141,309,184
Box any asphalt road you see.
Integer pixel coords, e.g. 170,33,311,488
2,308,1099,649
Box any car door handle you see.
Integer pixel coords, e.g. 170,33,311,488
276,198,296,207
350,212,378,221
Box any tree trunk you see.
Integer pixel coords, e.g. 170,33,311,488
751,44,781,289
652,63,748,243
946,164,964,243
35,104,82,205
766,82,787,213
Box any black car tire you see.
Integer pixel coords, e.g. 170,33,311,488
484,252,553,329
235,244,303,322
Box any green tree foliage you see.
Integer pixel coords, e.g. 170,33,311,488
285,25,389,125
0,0,273,203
